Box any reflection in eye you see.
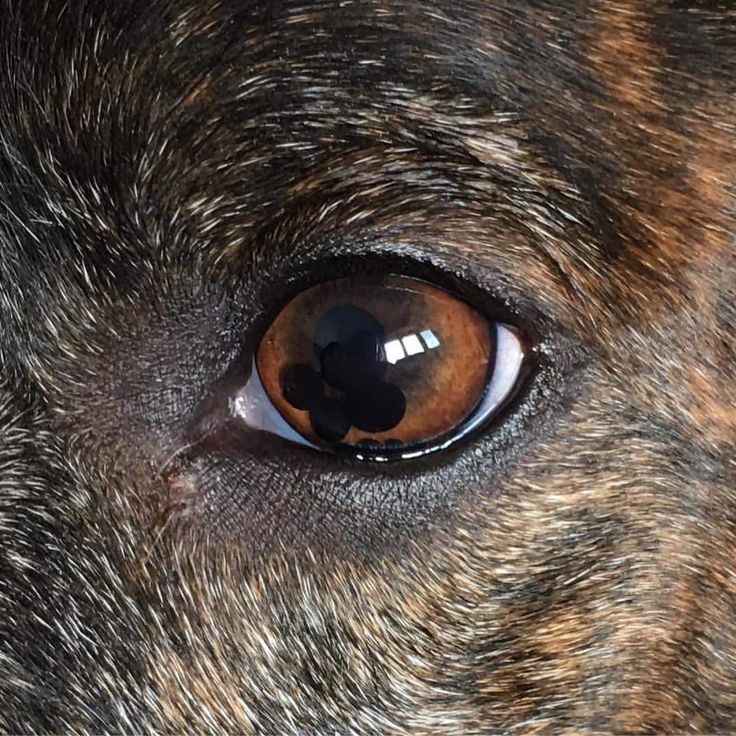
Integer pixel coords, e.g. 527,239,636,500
231,275,526,461
384,330,440,364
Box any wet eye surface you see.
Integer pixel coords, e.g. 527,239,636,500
233,275,526,461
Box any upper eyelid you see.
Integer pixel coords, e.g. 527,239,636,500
246,236,559,345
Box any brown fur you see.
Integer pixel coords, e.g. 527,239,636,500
0,1,734,732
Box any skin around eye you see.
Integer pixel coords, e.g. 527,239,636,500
232,275,526,461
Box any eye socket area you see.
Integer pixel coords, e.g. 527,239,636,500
231,275,527,461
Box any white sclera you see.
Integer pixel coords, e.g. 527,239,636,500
230,360,316,448
456,323,524,437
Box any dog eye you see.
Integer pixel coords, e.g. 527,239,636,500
231,275,526,460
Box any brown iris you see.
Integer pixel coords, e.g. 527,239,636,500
256,275,493,455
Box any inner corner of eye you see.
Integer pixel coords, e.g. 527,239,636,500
232,274,527,460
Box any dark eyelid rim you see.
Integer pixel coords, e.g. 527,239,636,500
246,234,551,354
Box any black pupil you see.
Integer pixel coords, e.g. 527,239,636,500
281,305,407,443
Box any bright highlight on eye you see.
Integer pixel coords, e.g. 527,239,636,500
231,275,526,461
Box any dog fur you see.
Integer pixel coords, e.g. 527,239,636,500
0,1,734,732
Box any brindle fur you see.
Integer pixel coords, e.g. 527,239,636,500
0,1,734,733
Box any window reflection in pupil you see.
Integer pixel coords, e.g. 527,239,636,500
280,303,409,443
